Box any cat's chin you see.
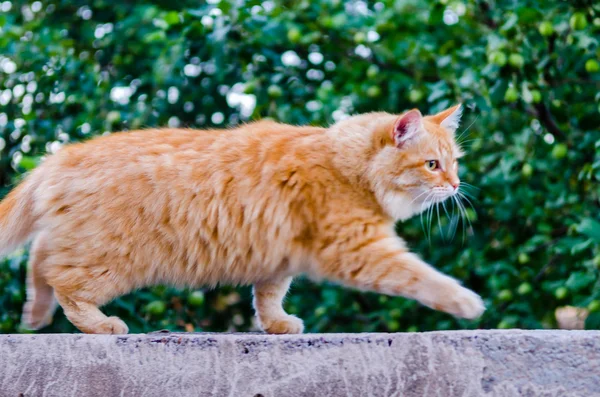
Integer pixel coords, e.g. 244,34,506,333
380,190,430,221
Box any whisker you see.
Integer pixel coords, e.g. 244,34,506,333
458,188,477,200
441,200,454,240
456,194,474,238
408,190,431,206
459,181,480,191
450,196,459,242
455,114,480,145
441,199,451,221
436,201,443,242
420,192,434,240
454,195,467,244
456,138,482,147
427,195,436,244
458,191,477,213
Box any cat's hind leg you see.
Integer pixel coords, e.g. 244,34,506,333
46,253,129,334
253,277,304,334
54,291,129,334
21,233,58,330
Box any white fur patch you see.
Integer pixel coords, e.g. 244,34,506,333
380,191,423,221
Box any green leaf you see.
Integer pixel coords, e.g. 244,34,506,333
585,312,600,330
143,30,167,43
576,218,600,243
565,272,595,292
571,239,593,255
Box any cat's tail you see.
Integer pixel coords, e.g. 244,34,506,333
0,179,56,330
0,179,38,256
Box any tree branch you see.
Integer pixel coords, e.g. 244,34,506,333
477,1,498,29
533,103,567,140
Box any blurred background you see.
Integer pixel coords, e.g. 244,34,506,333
0,0,599,334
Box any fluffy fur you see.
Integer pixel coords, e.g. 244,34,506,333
0,104,484,334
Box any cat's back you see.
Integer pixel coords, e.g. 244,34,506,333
41,120,325,176
32,120,332,231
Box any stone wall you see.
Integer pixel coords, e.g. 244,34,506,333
1,330,599,396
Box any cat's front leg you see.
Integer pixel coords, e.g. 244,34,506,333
320,234,485,319
252,277,304,334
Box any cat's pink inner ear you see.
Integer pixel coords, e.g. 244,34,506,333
392,109,422,147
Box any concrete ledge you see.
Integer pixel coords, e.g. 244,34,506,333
1,330,599,396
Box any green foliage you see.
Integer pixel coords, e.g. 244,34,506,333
1,0,599,333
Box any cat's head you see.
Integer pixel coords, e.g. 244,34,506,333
368,104,465,220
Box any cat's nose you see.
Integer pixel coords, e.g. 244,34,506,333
451,182,459,190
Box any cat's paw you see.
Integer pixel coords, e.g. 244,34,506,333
95,316,129,334
444,284,485,320
261,314,304,334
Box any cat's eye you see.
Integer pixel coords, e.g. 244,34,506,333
426,160,439,171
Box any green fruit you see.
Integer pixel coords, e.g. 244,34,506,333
517,282,533,295
465,208,477,221
330,13,347,29
408,89,424,103
164,11,180,26
314,306,326,317
389,308,402,319
498,289,513,301
504,87,518,102
518,253,530,264
594,255,600,268
530,90,542,103
287,27,301,43
407,325,418,333
488,51,507,67
188,290,205,307
366,86,381,98
388,320,400,332
585,59,600,73
243,81,257,94
353,32,366,44
107,110,121,124
497,320,512,329
521,163,533,177
366,65,379,78
19,156,38,171
305,31,322,43
551,143,568,159
570,13,588,30
538,21,554,36
145,300,166,315
267,85,283,98
508,53,525,69
555,287,568,300
588,300,600,313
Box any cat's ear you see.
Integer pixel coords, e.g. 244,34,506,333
392,109,423,148
430,104,463,133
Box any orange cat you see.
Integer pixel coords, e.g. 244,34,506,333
0,104,484,334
